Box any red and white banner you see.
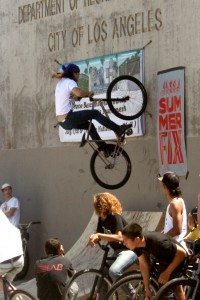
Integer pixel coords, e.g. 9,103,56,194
157,67,187,176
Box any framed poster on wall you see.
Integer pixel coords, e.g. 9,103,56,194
157,67,187,176
58,49,145,142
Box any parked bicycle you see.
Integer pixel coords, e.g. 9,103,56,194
105,253,200,300
0,274,36,300
14,221,41,280
79,74,147,189
104,258,161,300
155,254,200,299
64,242,138,300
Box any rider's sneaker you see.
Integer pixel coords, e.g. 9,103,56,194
116,124,132,137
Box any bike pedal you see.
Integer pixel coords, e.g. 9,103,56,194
126,128,133,136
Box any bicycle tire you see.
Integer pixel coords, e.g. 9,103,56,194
90,144,131,189
107,75,147,120
15,243,30,280
63,269,113,300
105,274,158,300
155,277,199,300
11,289,37,300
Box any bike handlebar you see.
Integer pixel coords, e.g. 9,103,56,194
97,241,110,251
89,96,129,102
31,221,41,225
18,221,41,230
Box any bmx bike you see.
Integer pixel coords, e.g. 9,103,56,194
79,75,147,189
14,221,41,280
0,274,36,300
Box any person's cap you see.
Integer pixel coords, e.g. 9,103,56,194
1,183,12,190
158,172,180,189
60,63,80,75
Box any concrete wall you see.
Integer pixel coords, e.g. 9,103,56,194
0,0,200,277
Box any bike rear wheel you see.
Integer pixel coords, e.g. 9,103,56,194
105,274,158,300
11,289,37,300
107,75,147,120
154,277,199,300
90,144,131,189
64,269,112,300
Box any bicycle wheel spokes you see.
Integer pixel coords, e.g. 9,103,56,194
107,75,147,120
65,270,112,300
106,275,157,300
90,145,131,189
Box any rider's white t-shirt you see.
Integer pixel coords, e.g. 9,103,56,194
0,210,23,263
0,197,20,227
55,78,77,116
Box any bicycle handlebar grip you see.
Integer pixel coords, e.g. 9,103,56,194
32,221,41,224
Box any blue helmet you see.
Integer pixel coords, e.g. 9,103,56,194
60,63,80,75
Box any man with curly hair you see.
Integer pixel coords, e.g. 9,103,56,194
87,192,137,297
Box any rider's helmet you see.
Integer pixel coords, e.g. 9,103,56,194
1,183,12,191
59,63,80,75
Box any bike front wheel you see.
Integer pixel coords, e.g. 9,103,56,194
11,289,37,300
90,144,131,189
107,75,147,120
155,277,199,300
105,274,158,300
64,269,113,300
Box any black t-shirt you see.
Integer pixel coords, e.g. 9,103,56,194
97,214,127,250
35,255,75,300
134,231,182,264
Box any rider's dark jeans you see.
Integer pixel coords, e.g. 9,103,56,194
59,109,120,147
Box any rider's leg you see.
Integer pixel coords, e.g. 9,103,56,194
108,250,137,281
108,250,137,296
63,109,131,137
0,255,24,291
59,120,106,148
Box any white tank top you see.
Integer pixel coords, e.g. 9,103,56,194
164,198,187,245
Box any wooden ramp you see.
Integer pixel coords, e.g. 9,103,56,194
66,211,164,270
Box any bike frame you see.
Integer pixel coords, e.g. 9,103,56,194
83,98,126,161
1,275,15,300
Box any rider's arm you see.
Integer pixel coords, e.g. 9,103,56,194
87,231,122,247
71,87,93,99
138,254,152,299
158,244,186,284
3,207,17,217
165,200,183,237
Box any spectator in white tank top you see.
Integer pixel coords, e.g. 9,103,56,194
158,172,188,250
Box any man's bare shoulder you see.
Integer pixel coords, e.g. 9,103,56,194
169,198,184,212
